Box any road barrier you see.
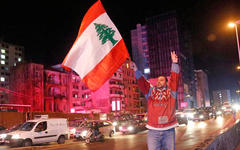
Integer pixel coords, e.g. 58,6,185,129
201,120,240,150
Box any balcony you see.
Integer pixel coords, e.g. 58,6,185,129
53,94,66,100
47,80,60,85
111,75,123,80
109,84,124,89
110,93,124,98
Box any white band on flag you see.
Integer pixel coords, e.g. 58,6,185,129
64,13,122,78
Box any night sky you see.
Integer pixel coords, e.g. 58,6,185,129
1,0,240,100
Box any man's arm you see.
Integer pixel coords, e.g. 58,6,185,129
169,51,180,97
131,62,153,98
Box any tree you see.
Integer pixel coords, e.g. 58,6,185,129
94,23,118,46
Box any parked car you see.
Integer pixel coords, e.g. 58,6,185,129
4,118,69,147
75,120,115,140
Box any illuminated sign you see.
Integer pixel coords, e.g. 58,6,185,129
144,68,150,74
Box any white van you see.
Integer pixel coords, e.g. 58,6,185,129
4,118,69,147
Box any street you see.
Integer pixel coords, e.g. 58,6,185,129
0,115,237,150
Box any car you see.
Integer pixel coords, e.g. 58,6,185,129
192,109,210,121
176,113,188,125
0,123,22,144
134,113,148,123
68,119,83,138
118,120,142,134
222,103,233,114
183,108,197,120
4,118,69,147
75,120,115,140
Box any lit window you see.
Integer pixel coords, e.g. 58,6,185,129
1,49,5,53
18,58,21,62
1,55,5,59
117,101,121,111
0,77,5,82
14,63,16,66
70,108,75,113
1,60,5,65
126,63,129,68
112,101,116,111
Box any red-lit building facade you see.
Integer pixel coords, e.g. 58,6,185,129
73,58,143,113
9,59,144,113
9,63,44,112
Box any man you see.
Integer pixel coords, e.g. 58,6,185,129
91,122,100,139
132,51,179,150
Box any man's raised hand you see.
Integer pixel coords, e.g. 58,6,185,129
131,62,138,72
171,51,178,63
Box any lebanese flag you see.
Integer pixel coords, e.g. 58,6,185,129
62,0,129,91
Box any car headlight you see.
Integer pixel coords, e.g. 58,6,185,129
200,115,204,119
81,130,87,137
70,128,76,134
113,122,118,126
12,134,20,139
127,126,134,131
0,134,7,139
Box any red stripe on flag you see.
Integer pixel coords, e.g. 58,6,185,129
77,0,105,38
82,39,129,91
62,0,105,69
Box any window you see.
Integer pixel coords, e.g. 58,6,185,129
0,77,5,82
112,101,116,111
126,63,129,68
117,101,121,111
1,55,5,59
18,58,21,62
1,49,5,54
73,94,78,98
103,122,110,126
35,121,47,132
1,60,5,65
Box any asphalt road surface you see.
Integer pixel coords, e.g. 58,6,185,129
0,114,237,150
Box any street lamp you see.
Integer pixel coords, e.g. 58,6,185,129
228,21,240,64
237,65,240,70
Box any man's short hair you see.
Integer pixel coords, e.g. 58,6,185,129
158,76,168,82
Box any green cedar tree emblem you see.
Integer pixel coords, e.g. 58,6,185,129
94,23,118,46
